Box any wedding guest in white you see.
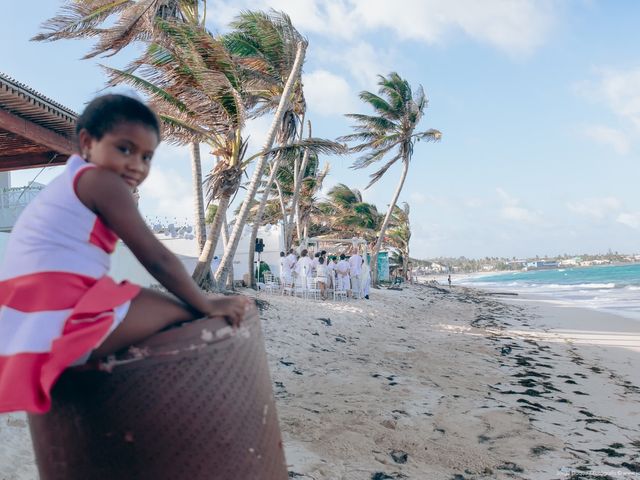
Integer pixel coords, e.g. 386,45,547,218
326,255,337,289
348,248,363,299
279,251,291,283
360,258,371,300
285,248,297,272
312,252,321,273
295,249,314,281
336,254,351,295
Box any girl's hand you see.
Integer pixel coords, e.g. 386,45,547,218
208,296,254,328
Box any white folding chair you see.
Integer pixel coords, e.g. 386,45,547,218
306,277,321,300
263,272,278,294
293,274,306,298
350,274,361,299
281,276,293,296
333,272,347,301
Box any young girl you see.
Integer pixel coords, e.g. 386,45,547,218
0,94,251,414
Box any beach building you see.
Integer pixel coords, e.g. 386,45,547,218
108,220,285,287
525,260,560,270
559,257,581,266
0,72,76,231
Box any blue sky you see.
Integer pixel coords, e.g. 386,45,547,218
2,1,639,259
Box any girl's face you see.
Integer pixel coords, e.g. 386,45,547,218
79,121,159,190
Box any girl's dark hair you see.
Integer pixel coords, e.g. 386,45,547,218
76,94,161,142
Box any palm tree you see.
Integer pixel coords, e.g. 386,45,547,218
285,123,312,249
339,72,441,285
295,159,330,240
214,12,308,288
264,141,348,247
223,10,307,288
33,0,210,252
119,20,339,290
316,184,383,241
32,0,207,58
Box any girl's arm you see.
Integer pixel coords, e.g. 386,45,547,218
76,168,246,322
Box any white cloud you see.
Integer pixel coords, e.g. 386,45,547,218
138,143,194,224
576,67,640,131
583,125,630,154
617,212,640,230
501,205,539,223
566,196,621,220
496,187,542,224
303,69,356,116
205,0,349,37
139,167,193,224
243,116,273,154
207,0,556,56
353,0,555,55
316,41,397,88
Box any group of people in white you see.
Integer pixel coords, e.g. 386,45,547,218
276,248,371,300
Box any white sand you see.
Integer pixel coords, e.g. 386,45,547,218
259,285,640,479
0,413,36,479
2,284,639,479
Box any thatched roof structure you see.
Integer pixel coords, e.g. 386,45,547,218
0,72,76,172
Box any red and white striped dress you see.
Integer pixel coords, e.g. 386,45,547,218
0,155,141,413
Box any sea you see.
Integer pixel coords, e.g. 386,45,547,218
462,263,640,321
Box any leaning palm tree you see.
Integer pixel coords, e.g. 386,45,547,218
214,11,308,288
295,160,330,240
33,0,210,252
32,0,207,58
339,72,441,285
285,122,312,248
316,183,383,242
223,10,308,288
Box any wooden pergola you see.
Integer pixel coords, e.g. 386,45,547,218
0,72,77,172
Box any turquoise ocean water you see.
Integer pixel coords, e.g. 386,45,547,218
465,263,640,321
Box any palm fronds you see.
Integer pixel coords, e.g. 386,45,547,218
341,72,441,188
32,0,208,59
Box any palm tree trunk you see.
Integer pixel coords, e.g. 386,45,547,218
283,113,305,249
222,215,234,290
370,160,410,286
286,147,310,248
247,226,258,290
190,142,206,253
248,154,284,289
404,241,411,281
192,192,230,286
274,178,289,248
215,41,306,288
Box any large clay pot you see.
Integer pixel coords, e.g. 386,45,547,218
28,311,288,480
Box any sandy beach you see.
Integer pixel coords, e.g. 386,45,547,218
1,283,639,479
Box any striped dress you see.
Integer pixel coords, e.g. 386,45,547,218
0,155,141,413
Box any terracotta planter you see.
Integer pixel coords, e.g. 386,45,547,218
28,311,288,480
